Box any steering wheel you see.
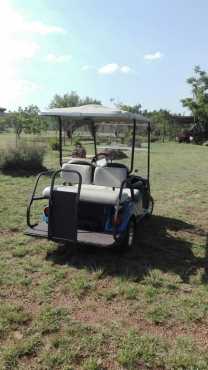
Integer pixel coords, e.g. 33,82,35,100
91,152,111,165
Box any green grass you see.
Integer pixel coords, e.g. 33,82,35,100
1,334,42,369
0,132,208,369
0,303,30,339
117,331,208,370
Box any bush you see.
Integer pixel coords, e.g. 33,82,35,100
150,135,159,142
0,144,46,174
100,148,128,160
49,138,60,151
127,138,141,147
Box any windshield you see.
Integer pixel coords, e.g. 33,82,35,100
59,120,149,178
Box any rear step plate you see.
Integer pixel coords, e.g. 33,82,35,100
25,222,48,238
25,223,115,247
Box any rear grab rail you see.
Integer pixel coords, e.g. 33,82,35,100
27,169,82,229
27,170,54,228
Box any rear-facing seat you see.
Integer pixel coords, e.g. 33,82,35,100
43,164,139,205
42,162,92,197
61,162,92,184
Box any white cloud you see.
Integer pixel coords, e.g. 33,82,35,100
0,1,66,108
0,1,65,36
81,65,94,71
98,63,119,75
144,51,163,61
0,71,41,108
18,80,40,93
45,53,72,63
21,21,66,35
5,40,40,62
120,65,132,74
98,63,132,75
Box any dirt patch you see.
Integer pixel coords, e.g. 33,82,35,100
53,293,208,348
0,229,19,236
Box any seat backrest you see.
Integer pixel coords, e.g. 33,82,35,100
94,166,127,188
61,163,92,184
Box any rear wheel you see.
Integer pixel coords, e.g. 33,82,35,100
146,195,154,218
116,217,136,252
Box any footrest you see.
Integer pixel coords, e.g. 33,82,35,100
25,222,48,238
25,223,115,247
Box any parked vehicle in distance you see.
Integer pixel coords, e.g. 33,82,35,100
177,123,208,144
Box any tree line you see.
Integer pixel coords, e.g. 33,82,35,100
1,67,208,143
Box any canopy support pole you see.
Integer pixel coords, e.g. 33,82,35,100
130,119,136,173
58,116,63,167
92,123,97,156
147,121,151,189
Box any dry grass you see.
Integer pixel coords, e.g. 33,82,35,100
0,134,207,369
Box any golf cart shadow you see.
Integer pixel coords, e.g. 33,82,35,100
46,215,206,283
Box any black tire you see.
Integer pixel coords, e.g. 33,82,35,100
115,217,136,252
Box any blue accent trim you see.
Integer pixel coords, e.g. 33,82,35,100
105,202,133,233
43,214,48,224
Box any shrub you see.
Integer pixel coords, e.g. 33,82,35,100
103,148,127,160
150,135,159,142
74,139,82,146
127,138,141,147
0,144,46,173
49,137,60,151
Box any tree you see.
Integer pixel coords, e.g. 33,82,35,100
22,105,46,135
49,91,101,142
118,103,142,114
49,91,101,108
8,108,25,144
118,103,174,141
81,96,101,105
0,116,8,133
113,103,142,141
5,105,47,145
146,110,173,142
181,66,208,136
49,92,80,108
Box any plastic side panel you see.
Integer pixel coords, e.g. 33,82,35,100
48,190,78,242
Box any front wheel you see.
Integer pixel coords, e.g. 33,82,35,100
115,217,136,252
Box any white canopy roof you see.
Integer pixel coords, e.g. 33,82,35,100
40,104,149,123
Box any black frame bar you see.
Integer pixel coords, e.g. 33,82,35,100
147,121,151,189
26,169,82,236
91,122,97,156
27,170,54,228
58,116,63,167
49,169,82,200
130,119,136,173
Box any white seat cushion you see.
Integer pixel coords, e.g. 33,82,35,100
61,163,92,184
42,184,139,205
94,166,127,187
80,185,139,204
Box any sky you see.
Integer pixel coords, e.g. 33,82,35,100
1,0,208,113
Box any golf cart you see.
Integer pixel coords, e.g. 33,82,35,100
26,105,153,250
